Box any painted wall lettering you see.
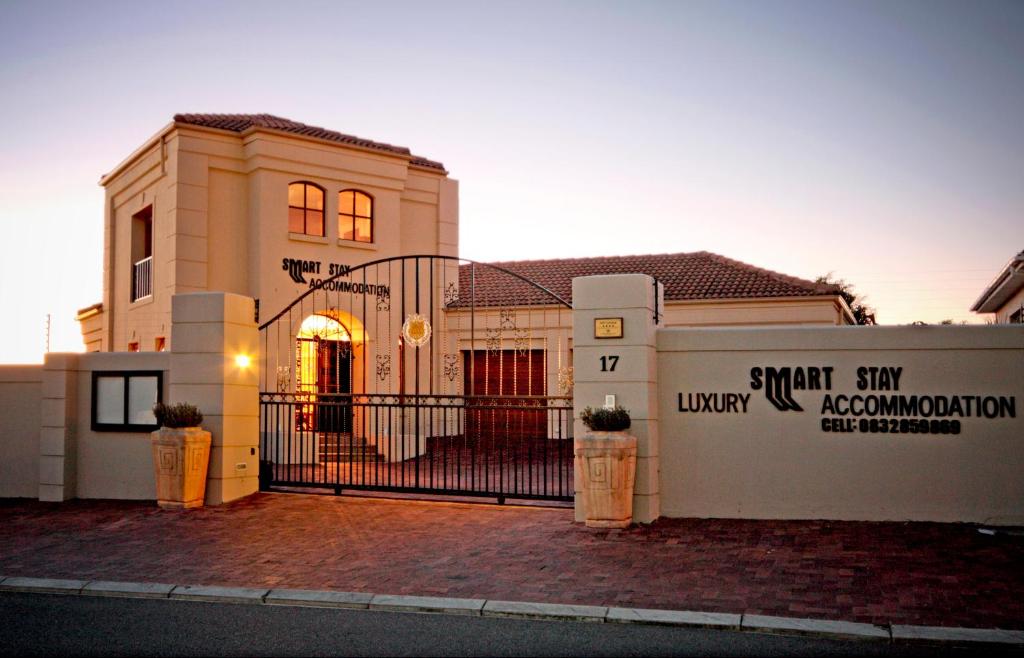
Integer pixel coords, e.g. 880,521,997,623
677,364,1016,435
749,366,834,412
678,392,750,413
280,256,389,296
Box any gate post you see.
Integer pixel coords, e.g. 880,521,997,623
169,292,260,505
572,274,663,524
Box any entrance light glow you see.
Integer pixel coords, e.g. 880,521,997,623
296,314,352,400
235,354,251,368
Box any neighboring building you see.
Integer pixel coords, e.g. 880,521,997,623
467,252,853,327
971,250,1024,324
77,114,853,405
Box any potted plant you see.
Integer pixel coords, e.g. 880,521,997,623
150,402,211,509
574,405,638,528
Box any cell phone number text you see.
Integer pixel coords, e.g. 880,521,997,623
822,417,961,435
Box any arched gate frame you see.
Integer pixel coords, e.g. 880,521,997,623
258,255,575,502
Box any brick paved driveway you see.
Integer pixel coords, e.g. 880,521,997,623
1,493,1021,630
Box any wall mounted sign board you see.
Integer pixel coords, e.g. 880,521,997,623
594,317,624,339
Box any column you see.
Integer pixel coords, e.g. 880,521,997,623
39,353,79,501
572,274,662,523
169,292,259,505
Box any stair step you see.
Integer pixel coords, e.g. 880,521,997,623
320,452,383,459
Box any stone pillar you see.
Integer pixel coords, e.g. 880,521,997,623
39,353,79,502
169,292,259,505
572,274,662,524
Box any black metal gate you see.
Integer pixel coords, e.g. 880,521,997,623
258,255,575,502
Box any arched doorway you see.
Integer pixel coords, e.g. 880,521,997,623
296,313,351,433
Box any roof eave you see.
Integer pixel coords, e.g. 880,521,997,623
668,294,857,324
102,119,449,184
99,121,176,186
75,302,103,321
970,253,1024,313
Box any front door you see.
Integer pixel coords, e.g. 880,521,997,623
315,339,351,433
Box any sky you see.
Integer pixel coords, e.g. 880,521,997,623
0,0,1022,363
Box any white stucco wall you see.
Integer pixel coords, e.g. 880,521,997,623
0,365,42,498
74,352,171,500
657,325,1024,524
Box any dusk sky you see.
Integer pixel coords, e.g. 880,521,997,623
1,0,1022,363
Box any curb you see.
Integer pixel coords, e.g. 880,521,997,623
2,575,1023,647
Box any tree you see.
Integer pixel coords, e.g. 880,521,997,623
815,273,876,325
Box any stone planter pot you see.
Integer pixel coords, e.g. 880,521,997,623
574,431,637,528
150,427,212,509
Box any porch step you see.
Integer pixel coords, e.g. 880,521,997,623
318,434,385,463
319,451,385,463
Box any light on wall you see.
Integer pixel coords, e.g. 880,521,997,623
235,354,252,369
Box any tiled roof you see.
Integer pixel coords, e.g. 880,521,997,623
459,252,839,307
173,113,446,171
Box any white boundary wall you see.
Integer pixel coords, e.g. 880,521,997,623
573,274,1024,525
0,366,42,497
657,325,1024,524
0,292,259,505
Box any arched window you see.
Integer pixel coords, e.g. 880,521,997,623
288,182,325,236
338,190,373,243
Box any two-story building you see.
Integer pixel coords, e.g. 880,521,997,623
77,113,852,416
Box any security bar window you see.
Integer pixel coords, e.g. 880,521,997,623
91,371,163,432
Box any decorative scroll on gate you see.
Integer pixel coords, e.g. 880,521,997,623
257,255,574,502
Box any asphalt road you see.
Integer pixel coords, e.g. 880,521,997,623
0,592,999,657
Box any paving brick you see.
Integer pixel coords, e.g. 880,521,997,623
1,495,1022,630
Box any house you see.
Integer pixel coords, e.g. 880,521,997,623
77,114,853,407
971,250,1024,323
76,113,458,354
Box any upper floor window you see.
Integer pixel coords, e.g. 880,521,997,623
288,182,325,236
338,190,373,243
131,205,153,302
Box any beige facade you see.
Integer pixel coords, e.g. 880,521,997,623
661,296,850,327
81,116,457,355
79,116,856,383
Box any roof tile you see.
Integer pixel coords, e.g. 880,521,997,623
460,252,838,307
172,113,445,171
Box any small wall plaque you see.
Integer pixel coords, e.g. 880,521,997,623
594,317,624,339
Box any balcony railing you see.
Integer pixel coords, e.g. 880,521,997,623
132,256,153,302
